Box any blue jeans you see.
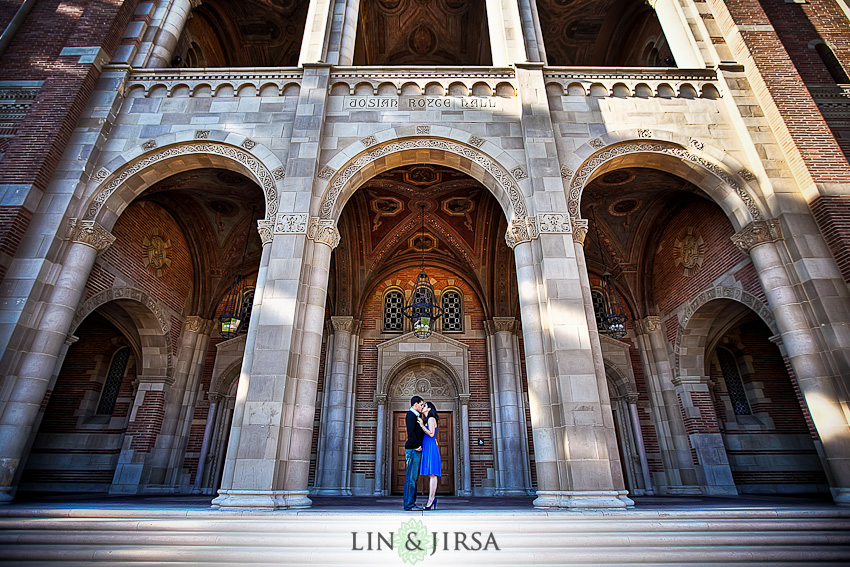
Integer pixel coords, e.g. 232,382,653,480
403,448,422,509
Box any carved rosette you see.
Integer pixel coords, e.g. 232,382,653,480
66,219,115,254
731,219,783,254
537,213,572,234
257,219,274,246
504,216,539,248
307,217,341,249
274,213,309,234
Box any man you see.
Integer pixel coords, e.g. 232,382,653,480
403,395,426,511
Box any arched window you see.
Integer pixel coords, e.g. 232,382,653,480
591,289,607,331
441,290,463,332
97,347,131,415
384,290,405,332
717,347,752,416
814,41,850,84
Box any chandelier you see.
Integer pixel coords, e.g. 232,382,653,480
218,206,256,339
591,206,628,339
402,203,443,339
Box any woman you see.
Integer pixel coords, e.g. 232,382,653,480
418,401,441,510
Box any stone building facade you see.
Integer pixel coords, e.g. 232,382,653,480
0,0,849,509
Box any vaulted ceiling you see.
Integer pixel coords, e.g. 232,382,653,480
332,164,516,319
354,0,491,65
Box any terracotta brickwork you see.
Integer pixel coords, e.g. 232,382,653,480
93,201,193,315
652,200,750,315
810,196,850,285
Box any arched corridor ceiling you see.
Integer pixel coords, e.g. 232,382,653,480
335,164,514,318
355,0,492,65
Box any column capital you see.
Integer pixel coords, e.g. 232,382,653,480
505,216,538,248
257,219,274,246
635,315,661,335
572,218,589,246
207,392,222,404
624,392,640,404
375,393,388,406
459,394,471,406
731,219,783,254
184,315,214,334
331,316,359,333
307,217,340,249
64,334,80,346
490,317,517,333
65,218,115,254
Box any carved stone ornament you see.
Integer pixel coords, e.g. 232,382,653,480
491,317,516,333
331,316,358,333
731,219,783,254
511,166,527,180
643,315,661,332
638,129,652,138
184,315,207,333
589,138,605,149
568,141,762,221
307,217,341,249
673,226,705,277
416,125,431,135
274,213,309,234
537,213,571,234
560,165,574,179
241,138,257,150
272,166,286,180
71,286,171,341
66,218,115,254
392,370,455,399
361,135,378,147
624,392,640,404
571,218,589,245
468,135,485,148
84,142,279,224
317,165,336,180
92,168,110,183
504,216,539,248
375,393,388,405
689,137,705,151
195,130,210,139
320,138,527,220
142,228,172,277
257,219,274,246
141,139,157,151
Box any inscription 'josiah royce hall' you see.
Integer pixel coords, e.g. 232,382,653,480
343,96,503,110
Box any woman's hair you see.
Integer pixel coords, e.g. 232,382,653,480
425,401,439,422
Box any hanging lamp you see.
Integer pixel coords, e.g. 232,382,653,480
402,203,443,339
218,206,256,339
591,205,628,339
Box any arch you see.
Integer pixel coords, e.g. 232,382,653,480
381,353,465,399
674,286,779,379
80,135,284,230
211,358,242,396
70,286,173,373
563,133,765,230
314,129,533,224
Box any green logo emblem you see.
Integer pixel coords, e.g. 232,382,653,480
394,518,433,564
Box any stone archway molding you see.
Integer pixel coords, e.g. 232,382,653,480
82,134,285,225
315,127,533,225
673,285,779,376
380,352,467,398
563,131,765,226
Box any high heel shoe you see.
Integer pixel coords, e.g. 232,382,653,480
424,497,437,511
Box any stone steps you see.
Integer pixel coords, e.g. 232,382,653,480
0,508,848,565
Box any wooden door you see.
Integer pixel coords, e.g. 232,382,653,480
391,411,454,495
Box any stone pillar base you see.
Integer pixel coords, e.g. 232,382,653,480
495,488,535,497
832,487,850,506
212,489,313,510
310,487,352,496
533,490,634,509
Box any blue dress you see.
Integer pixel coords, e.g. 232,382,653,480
420,420,442,476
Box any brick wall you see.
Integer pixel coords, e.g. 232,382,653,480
810,196,850,285
354,265,495,490
652,199,747,315
93,200,193,314
0,205,32,282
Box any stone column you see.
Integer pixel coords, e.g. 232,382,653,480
572,218,628,494
314,316,359,495
486,0,529,66
193,393,220,494
326,0,360,65
487,317,527,495
146,0,199,68
626,393,655,496
460,394,472,496
0,220,113,503
733,219,850,504
299,0,334,65
373,394,387,495
649,0,703,67
637,316,702,494
144,316,213,489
